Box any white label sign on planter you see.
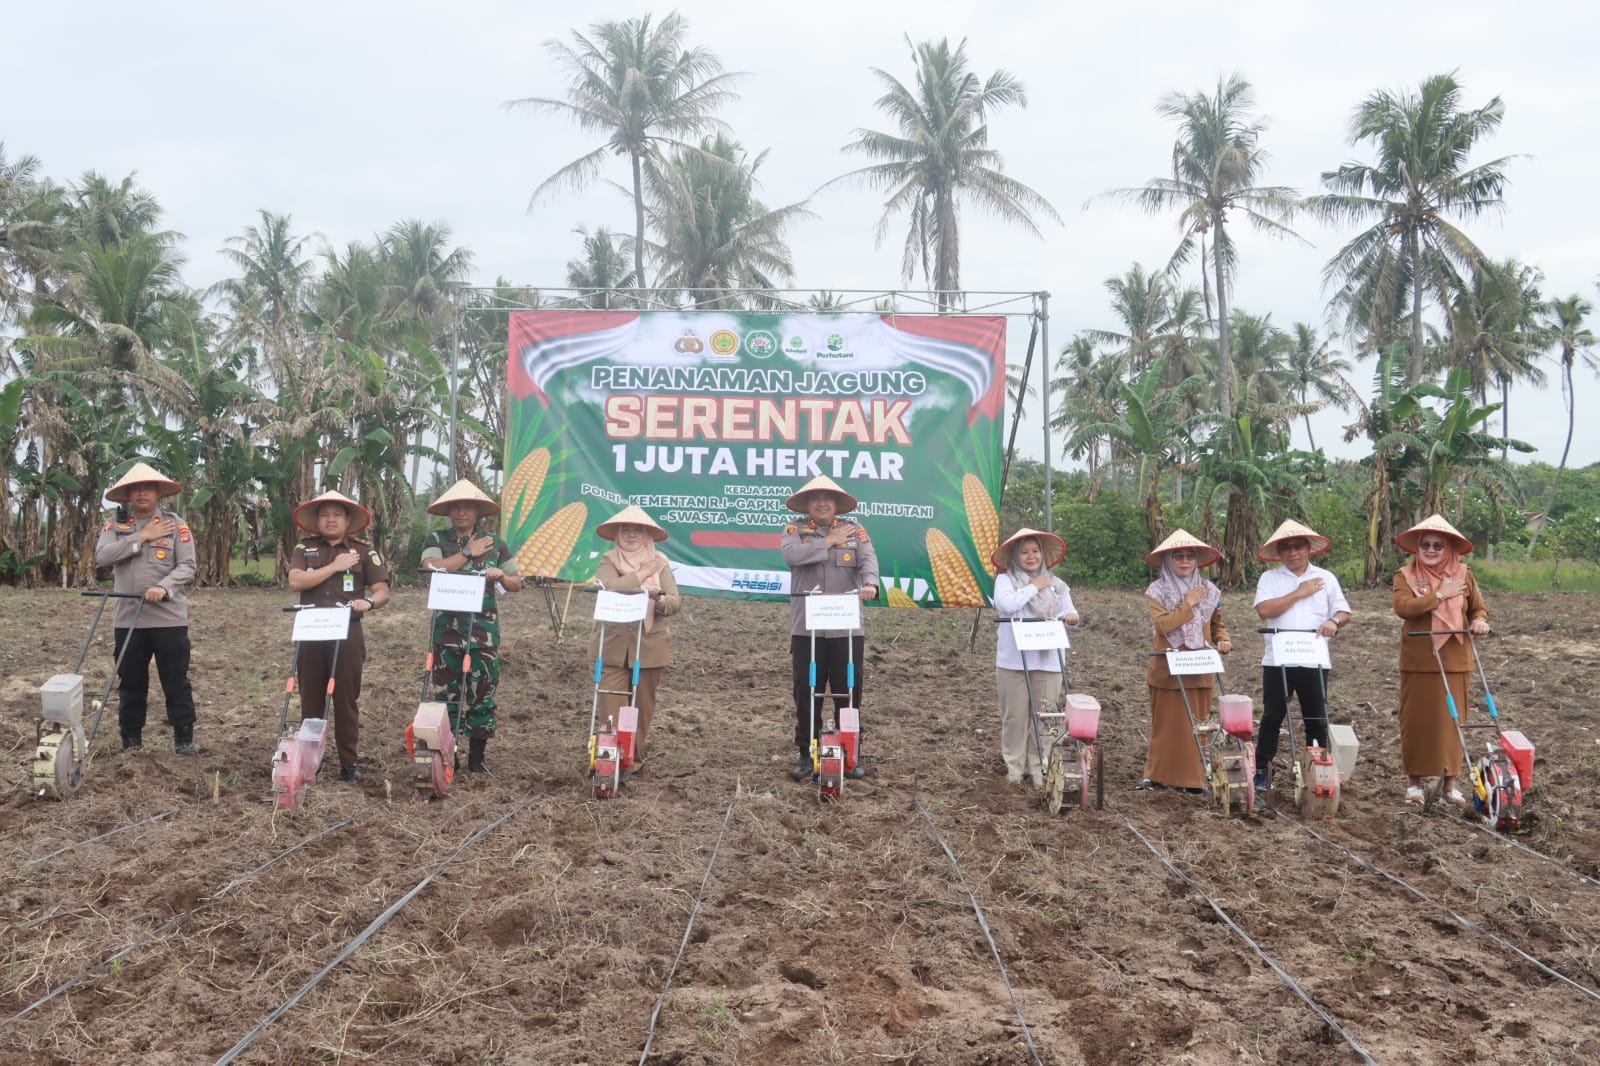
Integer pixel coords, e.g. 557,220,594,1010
1166,648,1224,675
1010,620,1069,651
291,607,351,642
427,571,486,613
1271,632,1331,669
593,590,650,624
804,593,862,631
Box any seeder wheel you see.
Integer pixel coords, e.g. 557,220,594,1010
1475,752,1523,831
1210,735,1255,817
33,730,83,800
1045,738,1090,815
429,751,452,797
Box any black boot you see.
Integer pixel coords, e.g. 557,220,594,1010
174,728,197,756
467,737,488,773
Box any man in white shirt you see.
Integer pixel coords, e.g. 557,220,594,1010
1252,520,1351,796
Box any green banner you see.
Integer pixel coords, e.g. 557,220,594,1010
502,310,1005,607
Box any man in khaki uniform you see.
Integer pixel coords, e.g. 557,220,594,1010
93,462,198,754
288,490,391,782
780,475,879,781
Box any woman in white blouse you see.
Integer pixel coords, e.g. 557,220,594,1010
991,528,1080,788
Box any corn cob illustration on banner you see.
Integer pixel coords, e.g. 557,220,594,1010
503,448,550,529
963,472,999,576
926,528,985,608
503,309,1004,600
514,501,587,578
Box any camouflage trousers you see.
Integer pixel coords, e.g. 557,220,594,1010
431,616,501,739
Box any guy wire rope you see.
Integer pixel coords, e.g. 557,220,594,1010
910,793,1046,1066
1274,812,1600,1006
213,807,518,1065
1121,816,1378,1065
22,809,177,868
1,805,377,1029
636,788,740,1065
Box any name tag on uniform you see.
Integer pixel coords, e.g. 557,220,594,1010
292,607,351,642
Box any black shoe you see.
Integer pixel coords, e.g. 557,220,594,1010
174,739,198,756
467,737,488,773
121,735,143,753
340,763,363,782
1135,778,1164,791
790,757,812,781
845,763,867,780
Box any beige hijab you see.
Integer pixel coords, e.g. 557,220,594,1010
604,540,668,631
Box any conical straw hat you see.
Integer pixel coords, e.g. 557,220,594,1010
785,474,858,514
1144,528,1221,569
992,527,1067,571
293,490,373,536
105,462,181,504
1257,519,1331,562
596,505,668,542
427,478,500,517
1396,514,1473,556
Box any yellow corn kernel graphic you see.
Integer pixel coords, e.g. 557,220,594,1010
926,528,983,608
515,501,587,577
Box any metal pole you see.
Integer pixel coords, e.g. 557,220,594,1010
448,287,462,478
1040,292,1053,534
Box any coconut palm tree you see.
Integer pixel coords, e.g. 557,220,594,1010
641,134,812,306
1310,72,1514,385
1283,323,1355,450
1084,263,1175,378
507,12,742,290
1527,295,1597,557
1438,257,1545,453
829,36,1060,311
1107,74,1303,421
565,224,636,307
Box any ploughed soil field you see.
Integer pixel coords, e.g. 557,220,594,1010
2,584,1599,1065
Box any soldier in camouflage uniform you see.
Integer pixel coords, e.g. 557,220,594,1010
421,479,522,773
93,462,199,754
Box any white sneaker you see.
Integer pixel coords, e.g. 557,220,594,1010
1404,786,1425,805
1446,788,1467,807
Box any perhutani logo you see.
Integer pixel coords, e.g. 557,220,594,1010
746,330,778,359
730,573,783,592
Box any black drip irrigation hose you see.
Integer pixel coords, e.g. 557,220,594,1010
23,810,177,868
213,807,517,1066
0,805,376,1030
1274,812,1600,1006
1459,816,1600,890
911,795,1045,1066
1121,817,1378,1066
636,791,739,1066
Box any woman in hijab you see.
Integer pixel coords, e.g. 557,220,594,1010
590,506,681,768
991,528,1080,788
1393,514,1490,806
1140,530,1231,793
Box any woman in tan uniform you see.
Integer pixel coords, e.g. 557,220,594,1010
1140,530,1232,792
590,506,681,767
1393,514,1490,806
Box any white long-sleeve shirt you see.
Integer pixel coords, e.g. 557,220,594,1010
1254,563,1351,666
993,572,1077,672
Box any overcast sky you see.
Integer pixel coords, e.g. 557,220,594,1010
7,0,1597,470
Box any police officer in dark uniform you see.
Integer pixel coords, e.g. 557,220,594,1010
287,490,391,781
93,461,198,754
779,474,879,781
